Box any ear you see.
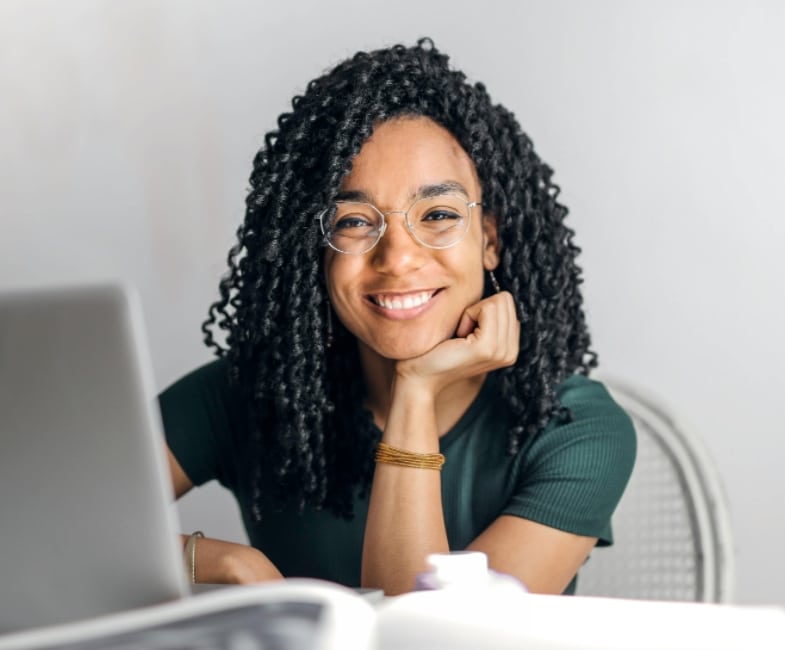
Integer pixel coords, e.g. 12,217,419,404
481,213,500,270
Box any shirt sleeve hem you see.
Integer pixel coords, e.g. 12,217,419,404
500,505,614,546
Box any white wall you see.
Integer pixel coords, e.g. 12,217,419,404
2,0,783,604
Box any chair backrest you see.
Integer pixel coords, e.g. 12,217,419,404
575,378,735,602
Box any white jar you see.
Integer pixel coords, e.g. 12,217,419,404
415,551,527,592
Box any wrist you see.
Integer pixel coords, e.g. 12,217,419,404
384,375,440,451
391,369,439,405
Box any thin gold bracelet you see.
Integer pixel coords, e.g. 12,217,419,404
375,441,445,470
184,530,205,584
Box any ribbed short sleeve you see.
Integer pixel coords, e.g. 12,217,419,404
157,359,244,490
503,376,637,545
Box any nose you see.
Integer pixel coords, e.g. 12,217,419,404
369,212,426,276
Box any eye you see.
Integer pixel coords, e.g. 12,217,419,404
422,208,462,222
333,214,374,230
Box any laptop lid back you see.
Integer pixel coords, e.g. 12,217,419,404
0,284,188,634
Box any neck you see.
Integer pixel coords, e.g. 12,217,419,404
358,342,487,436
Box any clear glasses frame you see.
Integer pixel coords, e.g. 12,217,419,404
317,194,482,255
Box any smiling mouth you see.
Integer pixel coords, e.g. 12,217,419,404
369,290,439,311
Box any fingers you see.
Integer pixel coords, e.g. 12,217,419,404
455,310,478,338
396,292,520,395
458,291,520,370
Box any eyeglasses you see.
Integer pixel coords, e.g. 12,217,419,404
318,193,481,255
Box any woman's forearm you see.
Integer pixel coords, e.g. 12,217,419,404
361,380,449,594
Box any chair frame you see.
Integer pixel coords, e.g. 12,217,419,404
582,377,735,603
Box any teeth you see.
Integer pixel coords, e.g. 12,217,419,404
373,291,433,311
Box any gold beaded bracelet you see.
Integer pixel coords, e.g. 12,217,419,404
375,441,445,470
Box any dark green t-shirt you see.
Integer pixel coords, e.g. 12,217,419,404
160,360,636,593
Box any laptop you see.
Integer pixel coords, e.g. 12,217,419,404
0,284,189,634
0,284,379,650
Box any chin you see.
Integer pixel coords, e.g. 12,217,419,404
374,335,448,362
384,348,429,362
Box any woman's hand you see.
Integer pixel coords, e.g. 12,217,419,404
395,291,520,397
182,535,284,585
362,291,520,594
169,453,282,585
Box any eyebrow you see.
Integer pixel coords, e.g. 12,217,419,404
334,181,470,204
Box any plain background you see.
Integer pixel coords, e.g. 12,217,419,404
1,0,783,604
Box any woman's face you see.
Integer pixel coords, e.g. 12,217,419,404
323,116,499,362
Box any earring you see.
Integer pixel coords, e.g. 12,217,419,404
488,270,501,294
326,300,334,350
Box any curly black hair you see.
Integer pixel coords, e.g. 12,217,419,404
202,38,596,520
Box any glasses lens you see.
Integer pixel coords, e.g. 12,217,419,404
408,194,472,248
322,202,383,254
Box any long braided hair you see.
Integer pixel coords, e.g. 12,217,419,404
202,38,596,520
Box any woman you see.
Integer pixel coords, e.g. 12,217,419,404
160,39,636,596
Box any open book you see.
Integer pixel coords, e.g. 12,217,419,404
2,578,784,650
0,580,374,650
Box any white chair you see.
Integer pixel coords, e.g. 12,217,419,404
575,378,735,602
